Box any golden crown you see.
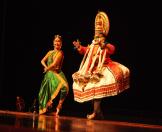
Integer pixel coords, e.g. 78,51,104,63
95,11,110,37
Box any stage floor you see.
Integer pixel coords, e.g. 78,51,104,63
0,110,162,132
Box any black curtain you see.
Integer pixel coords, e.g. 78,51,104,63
0,0,161,115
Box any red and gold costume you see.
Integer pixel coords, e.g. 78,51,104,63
72,11,130,103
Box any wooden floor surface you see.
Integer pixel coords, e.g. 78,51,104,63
0,110,162,132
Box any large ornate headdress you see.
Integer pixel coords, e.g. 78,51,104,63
95,11,110,37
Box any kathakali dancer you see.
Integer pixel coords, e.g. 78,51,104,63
72,11,130,120
38,35,69,116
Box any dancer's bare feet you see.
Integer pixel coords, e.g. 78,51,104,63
87,112,96,120
56,108,60,118
87,112,104,120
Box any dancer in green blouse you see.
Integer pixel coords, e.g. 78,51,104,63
38,35,69,116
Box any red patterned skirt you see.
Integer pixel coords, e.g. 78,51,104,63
72,61,130,102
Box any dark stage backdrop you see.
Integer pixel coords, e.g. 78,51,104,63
0,0,161,117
